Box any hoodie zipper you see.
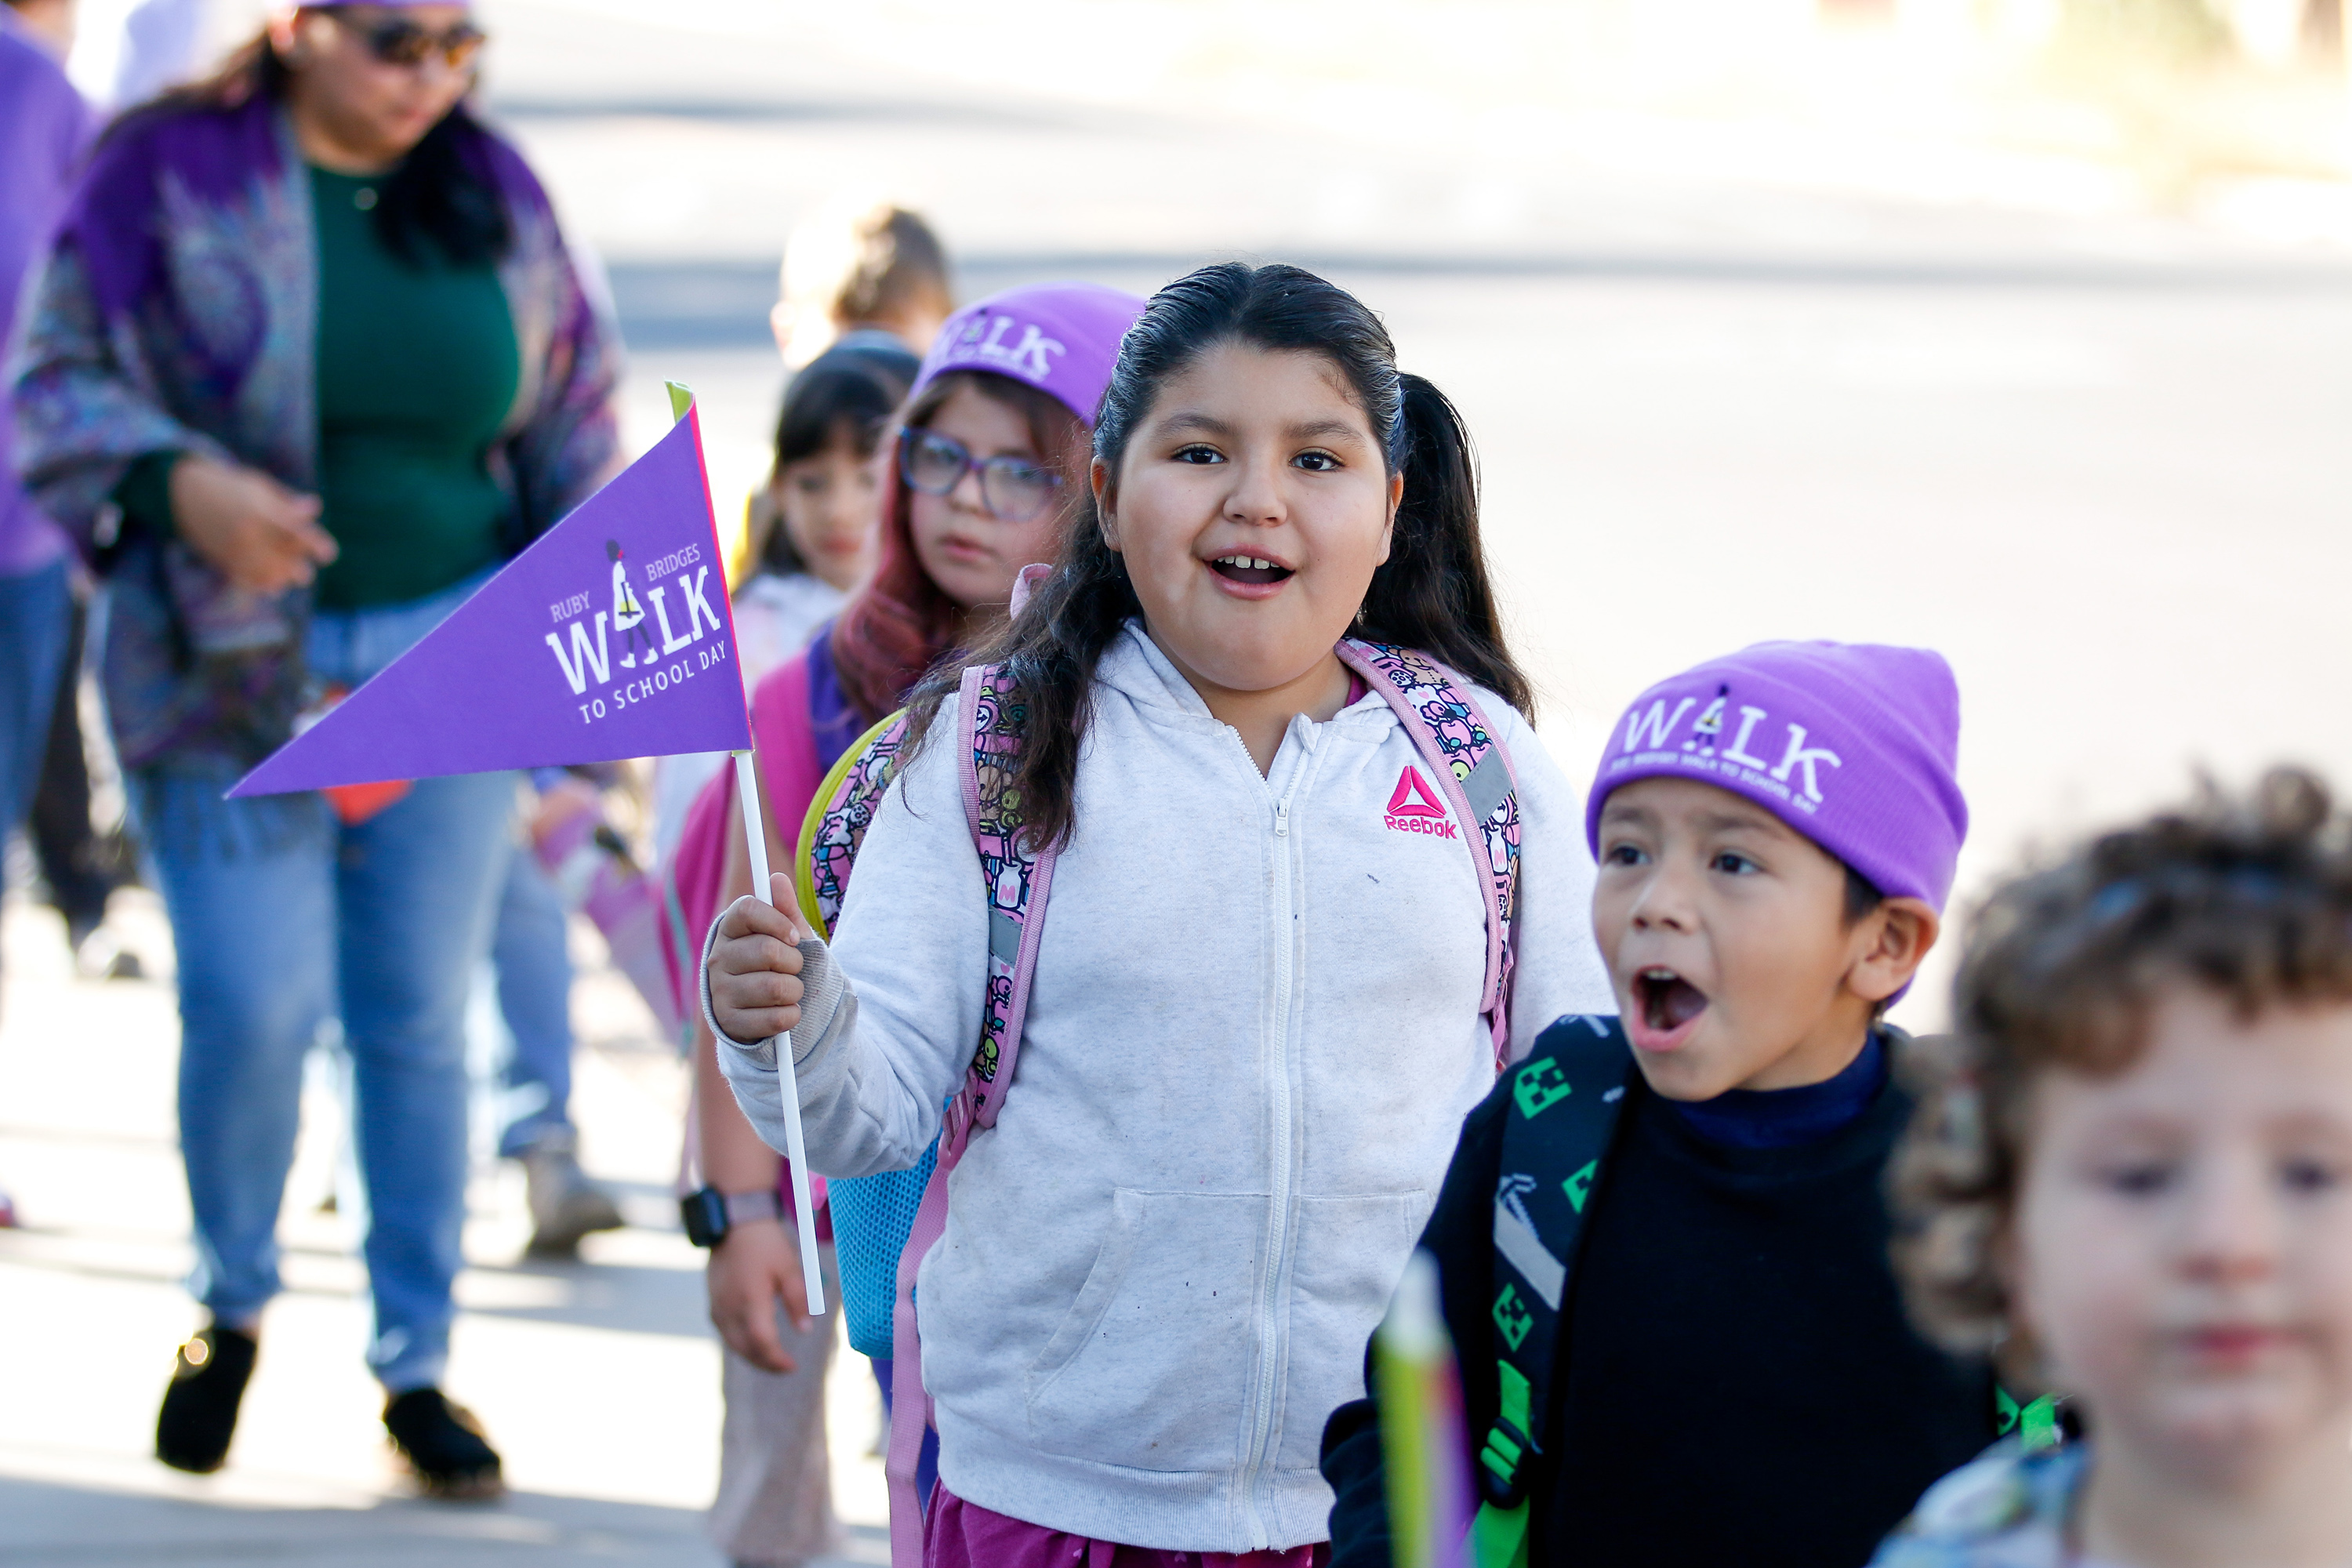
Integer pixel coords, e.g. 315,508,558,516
1241,735,1311,1546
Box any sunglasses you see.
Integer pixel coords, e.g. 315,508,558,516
322,9,488,70
898,428,1063,524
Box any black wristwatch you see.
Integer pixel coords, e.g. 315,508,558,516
681,1185,784,1248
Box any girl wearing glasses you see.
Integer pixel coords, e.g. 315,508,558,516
662,282,1145,1568
13,2,613,1498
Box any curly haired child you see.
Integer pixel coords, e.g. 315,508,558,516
1875,767,2352,1568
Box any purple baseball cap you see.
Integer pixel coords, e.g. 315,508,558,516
1585,641,1969,912
913,281,1145,428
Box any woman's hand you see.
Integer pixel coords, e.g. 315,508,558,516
706,1217,808,1374
169,453,338,594
527,776,602,847
710,876,808,1044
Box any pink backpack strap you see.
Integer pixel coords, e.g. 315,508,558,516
886,661,1057,1568
953,662,1059,1130
1337,639,1522,1067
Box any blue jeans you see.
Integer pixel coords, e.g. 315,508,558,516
0,560,72,894
492,845,576,1159
129,572,514,1392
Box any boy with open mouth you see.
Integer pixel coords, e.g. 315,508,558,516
1325,641,2005,1568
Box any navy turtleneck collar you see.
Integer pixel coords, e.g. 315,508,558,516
1670,1031,1888,1150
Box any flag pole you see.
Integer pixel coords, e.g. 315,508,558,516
1376,1251,1470,1568
732,746,827,1316
669,376,825,1316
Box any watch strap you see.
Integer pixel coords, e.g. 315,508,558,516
723,1189,782,1226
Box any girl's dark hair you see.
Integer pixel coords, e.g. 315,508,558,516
141,28,510,267
903,260,1530,855
747,345,919,579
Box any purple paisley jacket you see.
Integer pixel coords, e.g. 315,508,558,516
8,93,619,770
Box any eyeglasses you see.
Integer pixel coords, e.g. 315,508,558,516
898,428,1063,524
322,9,488,71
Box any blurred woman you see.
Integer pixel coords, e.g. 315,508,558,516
10,2,618,1494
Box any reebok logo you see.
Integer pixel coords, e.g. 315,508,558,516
1385,766,1457,838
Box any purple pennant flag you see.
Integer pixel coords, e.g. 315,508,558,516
230,405,753,797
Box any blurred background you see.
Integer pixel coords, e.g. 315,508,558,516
7,0,2352,1562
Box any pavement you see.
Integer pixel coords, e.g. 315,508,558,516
0,884,891,1567
12,1,2352,1561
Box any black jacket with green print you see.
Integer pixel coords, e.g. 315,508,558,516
1320,1014,1999,1568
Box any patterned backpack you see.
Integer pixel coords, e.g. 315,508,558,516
793,639,1526,1568
1470,1017,2062,1568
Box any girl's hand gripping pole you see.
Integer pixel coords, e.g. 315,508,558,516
731,749,828,1316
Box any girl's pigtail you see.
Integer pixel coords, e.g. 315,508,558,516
1361,372,1534,720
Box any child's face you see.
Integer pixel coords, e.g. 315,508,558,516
773,432,882,593
1592,776,1932,1099
2013,988,2352,1485
1095,341,1401,698
906,383,1063,612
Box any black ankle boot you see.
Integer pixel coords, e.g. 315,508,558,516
154,1325,258,1473
383,1388,504,1498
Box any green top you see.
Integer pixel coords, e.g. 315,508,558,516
307,165,519,609
117,165,522,611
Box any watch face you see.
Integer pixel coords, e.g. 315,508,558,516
681,1188,728,1248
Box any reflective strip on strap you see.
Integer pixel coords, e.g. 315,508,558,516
1461,748,1513,826
1493,1200,1565,1310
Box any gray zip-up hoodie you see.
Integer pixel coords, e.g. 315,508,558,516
717,625,1612,1552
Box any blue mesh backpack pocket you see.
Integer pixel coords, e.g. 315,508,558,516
827,1134,939,1357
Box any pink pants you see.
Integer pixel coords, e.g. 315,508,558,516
924,1483,1331,1568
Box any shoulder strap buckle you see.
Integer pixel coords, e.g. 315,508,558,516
1476,1359,1540,1504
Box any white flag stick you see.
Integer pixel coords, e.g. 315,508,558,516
731,748,827,1316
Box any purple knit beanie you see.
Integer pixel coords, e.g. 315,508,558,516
913,281,1146,428
1584,641,1969,912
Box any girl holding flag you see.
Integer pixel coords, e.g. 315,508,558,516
702,263,1614,1565
11,2,616,1492
669,281,1145,1568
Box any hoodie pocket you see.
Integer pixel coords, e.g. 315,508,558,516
1277,1189,1432,1471
1024,1187,1265,1470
